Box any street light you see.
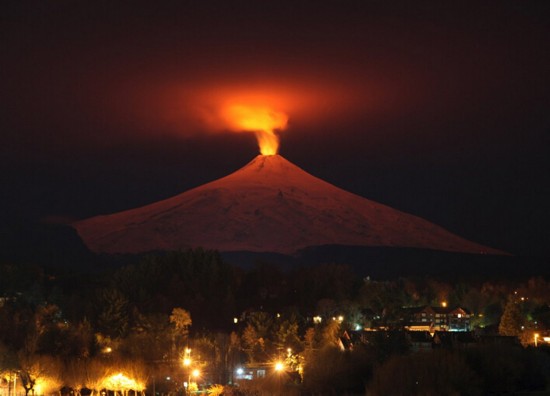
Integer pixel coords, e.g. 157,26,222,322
182,348,192,396
274,361,285,372
182,348,201,395
534,333,539,347
186,369,200,395
183,348,192,366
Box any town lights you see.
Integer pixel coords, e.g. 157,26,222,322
182,348,200,395
102,373,144,393
183,348,191,367
274,361,285,372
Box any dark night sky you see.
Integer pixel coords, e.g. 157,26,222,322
1,1,549,257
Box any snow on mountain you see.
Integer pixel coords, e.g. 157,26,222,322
73,155,503,255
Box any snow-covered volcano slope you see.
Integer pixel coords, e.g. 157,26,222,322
74,155,503,255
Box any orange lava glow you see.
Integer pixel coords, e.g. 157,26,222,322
221,104,288,155
112,76,381,154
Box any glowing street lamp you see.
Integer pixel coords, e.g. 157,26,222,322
183,347,192,368
534,333,540,347
182,348,201,395
182,348,193,395
185,369,200,395
274,361,285,372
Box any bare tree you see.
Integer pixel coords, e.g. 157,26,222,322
18,354,62,396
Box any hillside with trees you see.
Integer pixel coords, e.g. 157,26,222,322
1,249,550,395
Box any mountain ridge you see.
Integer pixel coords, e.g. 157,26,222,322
73,155,504,255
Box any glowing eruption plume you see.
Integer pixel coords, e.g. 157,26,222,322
222,104,288,155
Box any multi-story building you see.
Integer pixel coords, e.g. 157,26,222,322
401,306,471,332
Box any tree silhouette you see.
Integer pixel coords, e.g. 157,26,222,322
18,354,62,396
169,307,192,353
97,288,129,338
242,324,266,363
499,295,524,336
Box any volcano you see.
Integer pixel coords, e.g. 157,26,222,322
74,155,502,255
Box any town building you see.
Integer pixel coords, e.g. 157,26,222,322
401,306,471,332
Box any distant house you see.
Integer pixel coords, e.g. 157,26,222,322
234,364,269,381
361,308,380,328
234,362,301,385
401,306,471,331
404,321,434,333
